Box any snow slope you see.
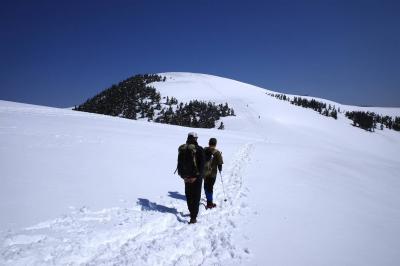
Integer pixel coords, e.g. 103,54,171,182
1,72,400,265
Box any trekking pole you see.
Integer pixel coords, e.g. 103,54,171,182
219,171,227,202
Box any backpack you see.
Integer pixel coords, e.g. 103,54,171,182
177,144,199,177
204,148,215,178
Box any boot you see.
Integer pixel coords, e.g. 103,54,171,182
189,217,197,224
206,201,217,209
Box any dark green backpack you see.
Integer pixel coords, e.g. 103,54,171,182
177,144,199,177
204,148,215,178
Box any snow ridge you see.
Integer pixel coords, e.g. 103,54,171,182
1,143,254,266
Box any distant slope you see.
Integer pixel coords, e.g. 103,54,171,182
73,74,235,129
153,72,400,134
155,72,400,117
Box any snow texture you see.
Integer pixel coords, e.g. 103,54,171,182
1,72,400,265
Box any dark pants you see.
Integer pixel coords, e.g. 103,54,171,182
185,177,203,219
204,176,216,203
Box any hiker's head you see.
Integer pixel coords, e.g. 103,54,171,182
187,132,198,144
209,138,217,147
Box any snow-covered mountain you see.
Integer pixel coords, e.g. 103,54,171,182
1,72,400,265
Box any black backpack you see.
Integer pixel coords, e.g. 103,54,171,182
177,144,199,177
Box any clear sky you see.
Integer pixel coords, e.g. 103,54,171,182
1,0,399,107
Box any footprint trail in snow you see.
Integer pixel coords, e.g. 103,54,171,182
0,143,254,265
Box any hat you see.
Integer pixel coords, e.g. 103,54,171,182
188,132,198,138
209,138,217,146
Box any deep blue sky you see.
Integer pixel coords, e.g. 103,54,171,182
1,0,399,107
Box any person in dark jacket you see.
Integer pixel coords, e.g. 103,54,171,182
203,138,223,209
177,132,205,224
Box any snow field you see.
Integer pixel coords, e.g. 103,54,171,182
1,72,400,265
1,139,254,265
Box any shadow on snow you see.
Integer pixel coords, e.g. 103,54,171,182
137,198,188,223
168,191,186,201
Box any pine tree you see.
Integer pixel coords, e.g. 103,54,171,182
330,109,338,119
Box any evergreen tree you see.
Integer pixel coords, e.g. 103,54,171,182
330,109,338,119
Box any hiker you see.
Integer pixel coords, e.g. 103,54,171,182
203,138,224,209
177,132,205,224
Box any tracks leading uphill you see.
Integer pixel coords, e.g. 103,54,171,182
1,143,254,265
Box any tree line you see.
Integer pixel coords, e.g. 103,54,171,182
74,74,235,129
267,92,400,133
267,93,339,119
345,111,400,132
154,100,234,128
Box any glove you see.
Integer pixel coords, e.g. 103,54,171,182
184,177,196,183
